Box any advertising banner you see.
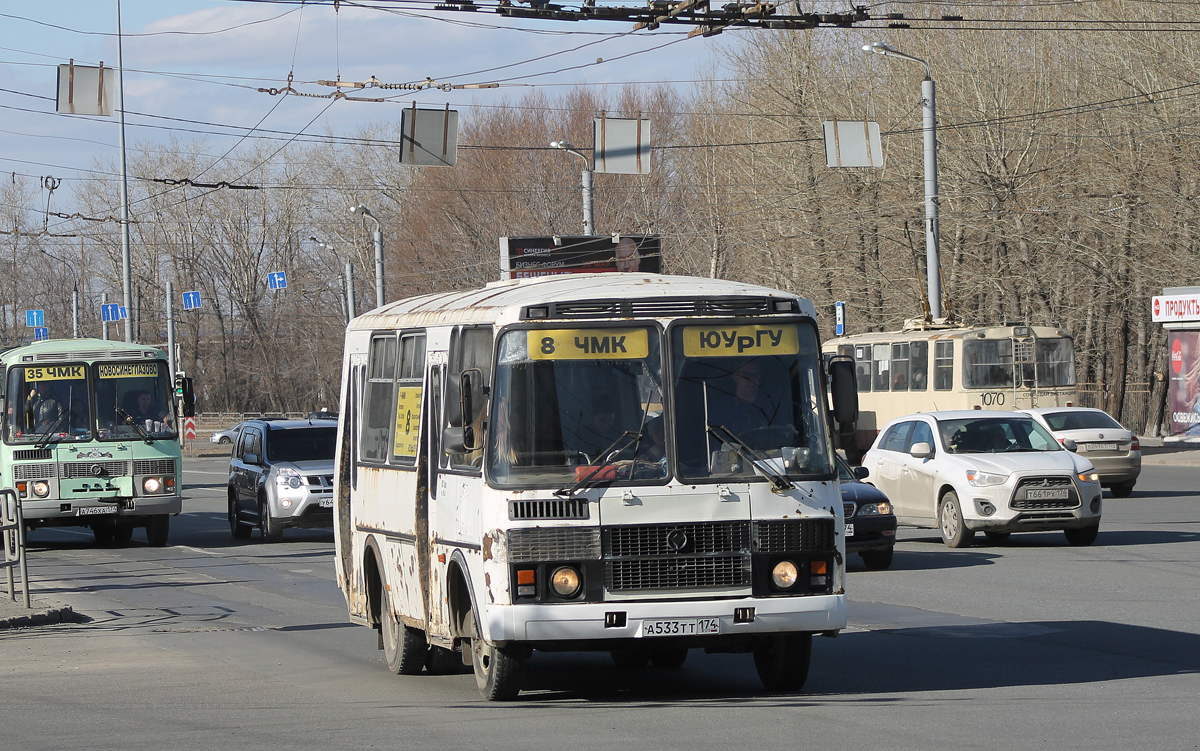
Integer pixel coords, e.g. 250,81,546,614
1167,331,1200,438
499,235,661,280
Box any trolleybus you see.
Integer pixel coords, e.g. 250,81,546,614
1,338,189,546
825,321,1076,458
333,272,859,699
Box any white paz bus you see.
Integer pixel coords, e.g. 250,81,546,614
333,273,859,700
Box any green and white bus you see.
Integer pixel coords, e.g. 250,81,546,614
1,338,188,546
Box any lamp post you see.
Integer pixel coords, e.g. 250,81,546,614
550,140,595,236
312,237,355,322
349,205,385,309
864,41,943,320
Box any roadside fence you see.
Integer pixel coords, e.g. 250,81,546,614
2,487,30,609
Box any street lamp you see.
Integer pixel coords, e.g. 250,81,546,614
550,140,595,236
864,41,943,320
349,205,386,309
312,237,356,322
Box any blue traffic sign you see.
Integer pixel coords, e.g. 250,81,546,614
835,301,846,337
267,271,287,290
101,303,122,322
34,326,49,341
182,290,202,310
25,309,44,328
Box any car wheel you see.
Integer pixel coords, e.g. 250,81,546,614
380,585,427,675
859,546,894,570
260,499,284,543
1110,481,1135,498
146,515,170,547
753,632,812,692
984,531,1011,544
468,607,525,700
610,648,649,669
1064,524,1099,546
113,525,134,543
425,645,462,675
92,524,115,545
650,648,688,669
218,436,232,444
938,491,975,548
229,496,252,540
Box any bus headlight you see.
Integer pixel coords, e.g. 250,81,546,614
142,477,162,494
32,481,51,498
771,560,799,589
549,566,581,597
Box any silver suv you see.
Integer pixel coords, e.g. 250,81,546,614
227,419,337,542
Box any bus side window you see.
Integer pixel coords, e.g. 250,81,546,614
446,326,494,470
891,342,910,391
390,333,427,465
854,346,872,392
934,341,954,391
362,335,398,463
910,341,929,391
872,344,891,392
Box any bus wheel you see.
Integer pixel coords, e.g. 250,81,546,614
260,500,283,543
468,608,524,700
113,525,134,543
146,515,170,547
938,492,975,548
229,498,252,540
92,524,115,545
753,632,812,692
425,646,462,675
381,586,426,675
1064,524,1099,547
650,648,688,669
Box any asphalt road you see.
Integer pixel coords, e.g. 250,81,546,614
2,457,1198,751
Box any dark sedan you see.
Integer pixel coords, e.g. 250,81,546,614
838,455,897,570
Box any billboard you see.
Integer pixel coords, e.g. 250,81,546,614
499,235,662,280
1167,331,1200,438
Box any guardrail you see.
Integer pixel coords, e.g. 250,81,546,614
1,487,30,609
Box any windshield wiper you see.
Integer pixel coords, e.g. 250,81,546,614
706,424,794,493
554,430,643,498
115,407,154,444
32,410,72,449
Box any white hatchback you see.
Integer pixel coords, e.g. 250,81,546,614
862,410,1103,548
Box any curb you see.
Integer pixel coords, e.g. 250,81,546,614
0,602,77,630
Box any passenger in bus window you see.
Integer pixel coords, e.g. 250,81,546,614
127,390,167,422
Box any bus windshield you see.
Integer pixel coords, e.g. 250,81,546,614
489,326,667,486
671,321,832,482
93,361,176,440
6,364,92,444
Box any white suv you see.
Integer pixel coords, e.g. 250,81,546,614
862,410,1102,548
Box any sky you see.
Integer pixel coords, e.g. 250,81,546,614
0,0,739,209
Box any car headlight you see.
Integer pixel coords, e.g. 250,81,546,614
1077,471,1099,483
32,481,51,498
856,501,892,516
275,468,303,489
967,469,1009,487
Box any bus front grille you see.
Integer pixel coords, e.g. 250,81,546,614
753,519,836,552
605,555,751,591
61,460,130,479
509,498,590,521
13,463,57,480
603,521,750,558
133,459,177,476
507,527,601,562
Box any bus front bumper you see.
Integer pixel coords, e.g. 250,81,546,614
21,495,182,525
485,593,846,644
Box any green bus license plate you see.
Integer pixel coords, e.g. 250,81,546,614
77,505,117,516
641,618,721,637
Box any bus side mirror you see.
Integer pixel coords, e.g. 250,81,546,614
442,427,467,454
459,369,486,451
828,356,859,431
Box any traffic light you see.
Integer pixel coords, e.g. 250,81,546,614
174,374,195,417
